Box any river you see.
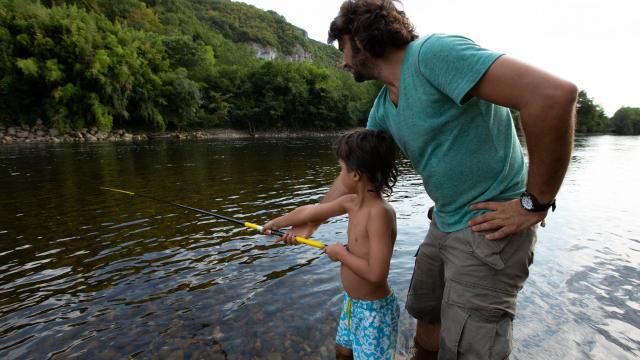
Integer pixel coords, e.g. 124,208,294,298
0,135,638,359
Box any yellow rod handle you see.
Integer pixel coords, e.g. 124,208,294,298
293,236,326,250
244,222,325,249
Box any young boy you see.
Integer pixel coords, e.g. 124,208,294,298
263,129,400,359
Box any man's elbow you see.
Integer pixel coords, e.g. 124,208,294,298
531,78,575,106
556,80,578,107
543,79,578,111
553,81,578,132
527,79,577,126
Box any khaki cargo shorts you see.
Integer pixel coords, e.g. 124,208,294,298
405,218,537,360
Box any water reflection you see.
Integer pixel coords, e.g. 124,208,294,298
0,135,638,359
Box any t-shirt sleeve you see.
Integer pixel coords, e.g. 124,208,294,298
418,34,503,105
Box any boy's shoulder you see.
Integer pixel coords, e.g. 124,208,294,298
369,200,396,222
366,201,397,242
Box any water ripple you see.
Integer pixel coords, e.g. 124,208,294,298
0,136,638,359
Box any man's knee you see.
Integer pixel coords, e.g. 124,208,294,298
415,320,440,351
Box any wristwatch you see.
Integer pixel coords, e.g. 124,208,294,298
520,191,556,212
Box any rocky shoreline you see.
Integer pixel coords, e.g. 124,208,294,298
0,120,342,145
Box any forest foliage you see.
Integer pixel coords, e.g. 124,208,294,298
0,0,636,134
0,0,378,132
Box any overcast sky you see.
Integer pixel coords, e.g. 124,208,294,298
236,0,638,116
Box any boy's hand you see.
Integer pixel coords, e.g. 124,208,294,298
290,222,320,240
274,222,320,245
325,242,347,262
274,231,298,245
261,220,279,235
262,219,298,245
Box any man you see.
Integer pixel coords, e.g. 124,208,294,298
279,0,576,358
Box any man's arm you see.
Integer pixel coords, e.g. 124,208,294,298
323,176,351,203
467,55,577,240
325,206,395,283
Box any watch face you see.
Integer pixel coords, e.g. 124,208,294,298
521,195,534,210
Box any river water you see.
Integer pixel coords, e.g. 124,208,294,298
0,135,638,359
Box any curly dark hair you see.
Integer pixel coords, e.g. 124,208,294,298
335,129,398,196
328,0,418,58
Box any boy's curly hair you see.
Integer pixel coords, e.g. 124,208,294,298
328,0,418,58
335,129,398,196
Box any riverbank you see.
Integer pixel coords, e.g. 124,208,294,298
0,121,343,145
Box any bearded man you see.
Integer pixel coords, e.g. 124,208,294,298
280,1,576,359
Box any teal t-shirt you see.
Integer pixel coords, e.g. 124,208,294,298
367,34,526,232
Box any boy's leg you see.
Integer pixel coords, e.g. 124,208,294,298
336,344,353,358
351,293,399,359
336,293,354,355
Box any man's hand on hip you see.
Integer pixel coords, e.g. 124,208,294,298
468,199,545,240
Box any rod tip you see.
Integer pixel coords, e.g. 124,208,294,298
100,187,135,195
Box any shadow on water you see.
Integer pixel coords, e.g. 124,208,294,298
0,135,639,359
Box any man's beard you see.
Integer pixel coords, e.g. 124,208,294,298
350,48,378,82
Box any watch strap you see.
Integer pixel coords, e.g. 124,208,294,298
521,191,556,212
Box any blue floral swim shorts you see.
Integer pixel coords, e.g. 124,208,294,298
336,291,399,359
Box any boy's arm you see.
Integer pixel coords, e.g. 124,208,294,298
280,177,351,242
264,194,352,231
327,206,395,284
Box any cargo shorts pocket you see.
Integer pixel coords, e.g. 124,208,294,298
439,301,469,360
440,301,513,360
464,228,510,270
405,246,420,296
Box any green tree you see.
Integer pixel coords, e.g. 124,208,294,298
0,1,182,130
576,90,609,133
611,107,640,135
162,35,215,82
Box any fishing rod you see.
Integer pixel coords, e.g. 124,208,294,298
100,187,325,249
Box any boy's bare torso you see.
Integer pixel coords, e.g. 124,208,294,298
341,195,396,300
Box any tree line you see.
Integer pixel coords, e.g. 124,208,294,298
576,90,640,135
0,0,638,135
0,0,379,132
